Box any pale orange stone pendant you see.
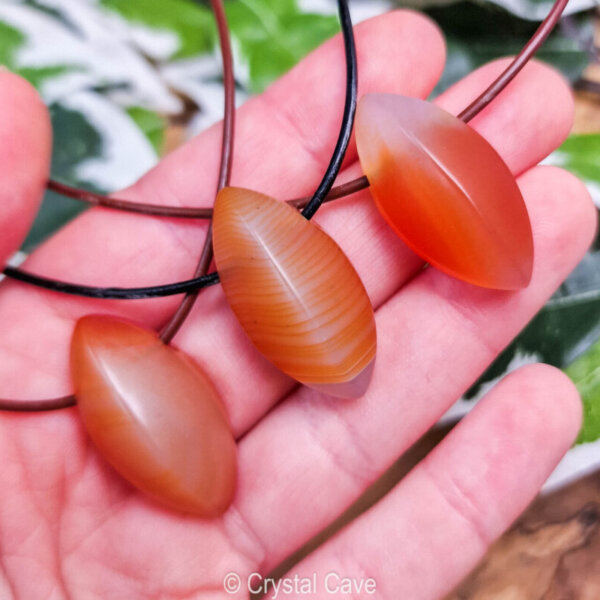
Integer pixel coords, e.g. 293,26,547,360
213,187,377,399
70,315,237,517
355,94,534,290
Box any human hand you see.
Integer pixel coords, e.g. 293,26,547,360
0,10,595,599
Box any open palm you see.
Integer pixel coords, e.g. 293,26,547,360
0,11,595,599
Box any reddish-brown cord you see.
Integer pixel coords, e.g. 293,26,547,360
3,0,358,301
0,0,236,410
43,0,568,218
47,176,370,217
0,0,571,410
159,0,235,345
457,0,569,122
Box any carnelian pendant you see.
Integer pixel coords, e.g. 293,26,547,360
355,94,534,290
70,315,237,517
213,187,376,399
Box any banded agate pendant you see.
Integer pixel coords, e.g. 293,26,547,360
356,94,534,290
70,315,237,517
213,187,376,399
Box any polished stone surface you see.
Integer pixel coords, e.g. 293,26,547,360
356,94,534,290
71,316,237,517
213,187,376,399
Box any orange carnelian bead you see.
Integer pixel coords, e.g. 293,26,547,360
213,187,376,399
356,94,534,290
71,315,237,517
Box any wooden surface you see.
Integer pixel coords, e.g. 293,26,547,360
573,13,600,134
574,87,600,133
446,471,600,599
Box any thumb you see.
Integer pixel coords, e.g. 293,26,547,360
0,69,51,264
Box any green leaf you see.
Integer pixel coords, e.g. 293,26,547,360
48,104,105,184
22,104,104,250
465,244,600,399
126,106,166,156
0,20,24,68
565,337,600,444
547,134,600,204
100,0,216,58
15,65,74,89
426,2,591,96
225,0,340,93
0,9,81,90
23,190,88,252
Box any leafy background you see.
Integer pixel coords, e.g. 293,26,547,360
1,1,599,457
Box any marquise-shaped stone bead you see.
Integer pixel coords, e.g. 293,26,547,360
355,94,534,290
70,315,237,517
213,187,376,399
